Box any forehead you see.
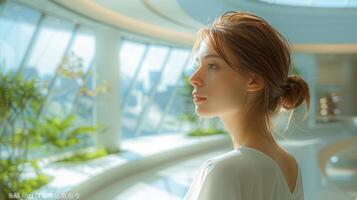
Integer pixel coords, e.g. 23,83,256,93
194,41,219,59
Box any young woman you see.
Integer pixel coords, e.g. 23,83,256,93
184,11,310,200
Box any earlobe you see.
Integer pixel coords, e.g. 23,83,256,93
246,74,265,92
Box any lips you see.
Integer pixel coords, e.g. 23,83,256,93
194,96,207,101
193,96,207,104
192,92,207,100
192,92,208,104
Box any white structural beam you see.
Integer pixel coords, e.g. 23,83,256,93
95,26,121,152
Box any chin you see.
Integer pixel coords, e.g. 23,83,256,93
195,107,218,118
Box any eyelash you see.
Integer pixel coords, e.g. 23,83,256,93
193,64,217,71
208,64,217,69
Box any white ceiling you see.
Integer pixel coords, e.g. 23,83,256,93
19,0,357,51
93,0,204,32
52,0,203,45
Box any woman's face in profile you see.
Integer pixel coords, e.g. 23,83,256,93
189,41,250,118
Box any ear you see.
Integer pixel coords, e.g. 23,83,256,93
246,73,265,92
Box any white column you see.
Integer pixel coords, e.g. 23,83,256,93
95,27,121,153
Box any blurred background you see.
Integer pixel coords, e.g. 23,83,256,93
0,0,356,199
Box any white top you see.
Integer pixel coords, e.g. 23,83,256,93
184,146,304,200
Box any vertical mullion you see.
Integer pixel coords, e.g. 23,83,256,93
133,47,172,137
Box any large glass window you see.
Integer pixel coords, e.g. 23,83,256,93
24,16,75,97
63,31,96,127
159,57,196,133
138,48,190,136
2,2,97,153
119,40,192,139
119,40,147,100
0,1,41,72
120,42,169,138
44,30,95,119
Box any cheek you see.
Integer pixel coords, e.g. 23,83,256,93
213,81,246,106
195,76,247,117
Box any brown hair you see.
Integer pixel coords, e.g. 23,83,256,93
192,11,310,142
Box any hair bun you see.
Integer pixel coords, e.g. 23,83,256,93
281,75,310,111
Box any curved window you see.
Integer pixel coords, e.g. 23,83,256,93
45,31,95,119
119,40,191,139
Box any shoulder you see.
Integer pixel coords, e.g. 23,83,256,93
203,149,265,181
192,150,280,200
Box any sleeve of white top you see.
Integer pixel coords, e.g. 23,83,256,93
195,161,242,200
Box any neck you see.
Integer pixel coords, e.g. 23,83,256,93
219,110,277,150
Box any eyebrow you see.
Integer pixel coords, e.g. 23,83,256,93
194,54,221,62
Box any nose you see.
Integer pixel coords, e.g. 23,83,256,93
189,68,203,87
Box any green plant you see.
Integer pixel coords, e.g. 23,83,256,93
29,114,98,151
188,127,225,137
0,70,99,199
54,148,109,163
0,70,45,199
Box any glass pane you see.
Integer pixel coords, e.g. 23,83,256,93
24,16,74,95
160,55,196,133
121,45,169,139
70,31,95,71
160,78,194,133
119,40,146,99
0,1,41,72
74,64,96,128
138,48,190,136
45,31,95,118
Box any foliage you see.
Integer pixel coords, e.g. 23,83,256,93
188,127,225,137
54,148,109,163
28,114,98,151
0,71,99,199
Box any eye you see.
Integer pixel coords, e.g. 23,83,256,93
208,64,217,70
